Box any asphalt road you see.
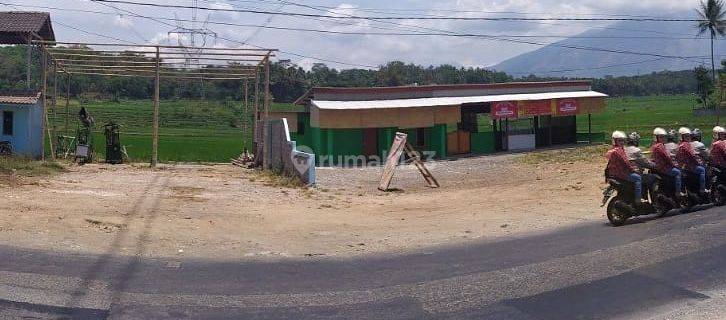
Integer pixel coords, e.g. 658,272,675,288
1,206,725,319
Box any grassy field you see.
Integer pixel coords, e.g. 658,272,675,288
44,94,712,163
48,99,298,163
577,94,719,144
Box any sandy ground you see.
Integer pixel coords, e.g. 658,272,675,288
0,148,608,261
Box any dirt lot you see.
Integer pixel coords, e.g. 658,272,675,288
0,147,609,261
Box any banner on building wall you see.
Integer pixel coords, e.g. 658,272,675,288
492,101,518,119
557,98,579,115
518,100,552,117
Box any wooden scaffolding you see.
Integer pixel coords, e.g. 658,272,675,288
34,40,275,166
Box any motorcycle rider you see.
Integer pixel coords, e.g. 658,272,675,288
691,128,709,162
625,132,655,170
665,129,678,159
676,127,708,195
711,126,726,170
651,127,684,196
606,131,643,204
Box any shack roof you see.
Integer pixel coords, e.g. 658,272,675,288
0,11,55,44
311,90,607,110
294,81,593,105
0,92,42,105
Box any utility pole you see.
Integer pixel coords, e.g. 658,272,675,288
151,46,160,167
26,35,32,89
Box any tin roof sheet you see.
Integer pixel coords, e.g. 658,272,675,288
311,90,607,110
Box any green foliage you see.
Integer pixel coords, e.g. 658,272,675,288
0,157,65,178
695,66,715,109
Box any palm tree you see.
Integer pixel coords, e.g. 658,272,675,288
698,0,726,82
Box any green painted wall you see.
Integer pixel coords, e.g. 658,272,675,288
427,124,447,159
471,132,496,154
377,127,397,159
290,113,312,149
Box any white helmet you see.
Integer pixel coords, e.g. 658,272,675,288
653,127,667,136
678,127,691,136
714,126,726,134
612,131,627,139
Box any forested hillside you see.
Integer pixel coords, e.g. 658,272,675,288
0,46,702,102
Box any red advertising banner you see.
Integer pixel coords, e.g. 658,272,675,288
518,100,552,117
492,101,518,119
557,98,579,115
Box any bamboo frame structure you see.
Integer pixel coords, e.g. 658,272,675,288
34,40,276,167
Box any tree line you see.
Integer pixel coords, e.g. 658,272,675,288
0,46,709,103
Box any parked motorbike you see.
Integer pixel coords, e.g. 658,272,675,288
0,141,11,156
601,171,680,226
709,166,726,206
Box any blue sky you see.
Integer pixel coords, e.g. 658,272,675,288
4,0,703,69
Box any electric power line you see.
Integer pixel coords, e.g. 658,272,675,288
88,0,702,22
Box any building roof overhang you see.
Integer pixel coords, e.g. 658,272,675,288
311,90,608,110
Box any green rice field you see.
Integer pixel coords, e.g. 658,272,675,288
48,99,298,163
47,94,714,163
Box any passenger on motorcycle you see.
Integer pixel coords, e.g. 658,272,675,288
691,128,709,162
650,127,684,195
625,132,655,170
606,131,643,204
711,126,726,170
665,129,678,159
676,127,708,194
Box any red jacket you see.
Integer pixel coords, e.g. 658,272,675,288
606,146,636,180
676,141,703,170
651,142,676,174
711,140,726,168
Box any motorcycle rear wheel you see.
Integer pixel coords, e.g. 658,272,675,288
606,199,629,227
711,185,726,206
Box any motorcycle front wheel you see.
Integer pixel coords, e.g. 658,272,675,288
606,198,630,227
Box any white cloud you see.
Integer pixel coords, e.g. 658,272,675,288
14,0,709,70
113,15,133,28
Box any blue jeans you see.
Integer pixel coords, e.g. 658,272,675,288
666,168,682,193
628,173,643,202
695,166,707,192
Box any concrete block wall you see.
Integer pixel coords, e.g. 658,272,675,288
264,119,316,185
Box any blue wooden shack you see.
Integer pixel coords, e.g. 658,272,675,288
0,92,44,158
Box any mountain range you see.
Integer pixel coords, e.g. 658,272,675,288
493,19,726,78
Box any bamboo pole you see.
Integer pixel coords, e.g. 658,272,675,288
264,57,270,121
151,46,160,168
243,78,249,153
50,62,58,159
65,73,71,136
55,71,251,80
262,57,271,169
26,35,32,89
41,47,48,161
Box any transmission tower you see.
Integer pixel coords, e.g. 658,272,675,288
167,0,218,67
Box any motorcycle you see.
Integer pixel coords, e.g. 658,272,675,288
0,141,11,156
709,166,726,206
680,169,712,210
601,170,680,227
